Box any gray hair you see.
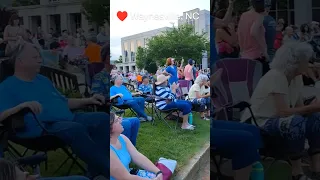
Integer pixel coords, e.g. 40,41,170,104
270,42,313,75
194,74,208,85
8,40,40,65
112,74,123,82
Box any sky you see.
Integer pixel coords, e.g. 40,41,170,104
110,0,210,60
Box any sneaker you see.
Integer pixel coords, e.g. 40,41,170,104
181,125,194,130
146,116,152,121
201,116,210,121
139,117,147,122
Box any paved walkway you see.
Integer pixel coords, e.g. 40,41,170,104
194,161,210,180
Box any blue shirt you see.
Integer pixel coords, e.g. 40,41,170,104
0,75,74,137
165,66,178,85
263,15,276,52
110,85,133,104
138,83,152,94
110,135,131,180
211,16,218,70
91,68,110,99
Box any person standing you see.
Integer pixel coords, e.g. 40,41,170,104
3,14,25,55
263,1,276,61
238,0,269,74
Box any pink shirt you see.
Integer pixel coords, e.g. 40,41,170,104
184,64,193,81
238,10,266,59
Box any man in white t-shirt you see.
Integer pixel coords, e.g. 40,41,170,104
241,42,320,179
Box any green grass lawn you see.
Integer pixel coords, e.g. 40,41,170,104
8,111,210,177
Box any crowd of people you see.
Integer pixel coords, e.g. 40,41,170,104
212,0,320,180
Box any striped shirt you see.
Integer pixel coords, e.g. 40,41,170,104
155,86,176,110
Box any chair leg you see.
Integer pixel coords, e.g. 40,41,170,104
62,148,86,174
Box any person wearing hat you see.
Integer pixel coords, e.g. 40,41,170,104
184,59,194,83
154,74,194,130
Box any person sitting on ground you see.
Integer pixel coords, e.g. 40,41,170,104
110,75,152,121
0,41,110,178
110,112,163,180
241,42,320,180
91,44,141,146
84,36,101,63
187,75,210,120
0,158,89,180
155,74,194,130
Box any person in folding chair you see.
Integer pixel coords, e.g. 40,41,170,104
155,74,194,130
0,41,110,178
91,43,141,147
187,74,210,120
241,42,320,180
138,75,153,100
0,158,89,180
110,74,152,122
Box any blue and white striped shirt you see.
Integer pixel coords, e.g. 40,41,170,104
155,86,176,110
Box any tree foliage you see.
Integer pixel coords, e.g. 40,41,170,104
146,24,209,65
82,0,109,26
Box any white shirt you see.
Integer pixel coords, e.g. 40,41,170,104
188,84,207,100
241,69,303,126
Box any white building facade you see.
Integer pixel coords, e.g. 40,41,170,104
178,8,210,39
13,0,94,35
270,0,320,25
117,27,172,73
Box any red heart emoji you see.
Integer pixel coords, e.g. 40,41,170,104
117,11,128,21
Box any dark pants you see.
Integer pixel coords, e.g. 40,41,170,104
263,113,320,155
255,57,270,75
46,112,110,177
122,117,140,146
124,97,148,118
211,120,262,170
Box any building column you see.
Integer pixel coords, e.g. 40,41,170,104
60,13,68,31
22,16,29,30
294,0,312,26
41,15,48,34
81,13,89,33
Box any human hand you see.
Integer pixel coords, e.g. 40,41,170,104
152,173,163,180
117,93,124,98
18,101,42,114
89,94,105,105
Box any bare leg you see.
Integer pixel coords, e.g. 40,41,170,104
234,165,252,180
200,112,205,118
181,114,189,128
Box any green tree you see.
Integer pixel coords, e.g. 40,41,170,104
136,46,147,70
146,24,209,65
82,0,109,26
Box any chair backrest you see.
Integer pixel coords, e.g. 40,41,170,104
212,58,263,120
213,58,263,105
40,65,80,92
177,80,192,97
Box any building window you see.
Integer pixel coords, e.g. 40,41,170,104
313,9,320,23
49,0,60,3
124,42,128,62
270,0,295,25
313,0,320,7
